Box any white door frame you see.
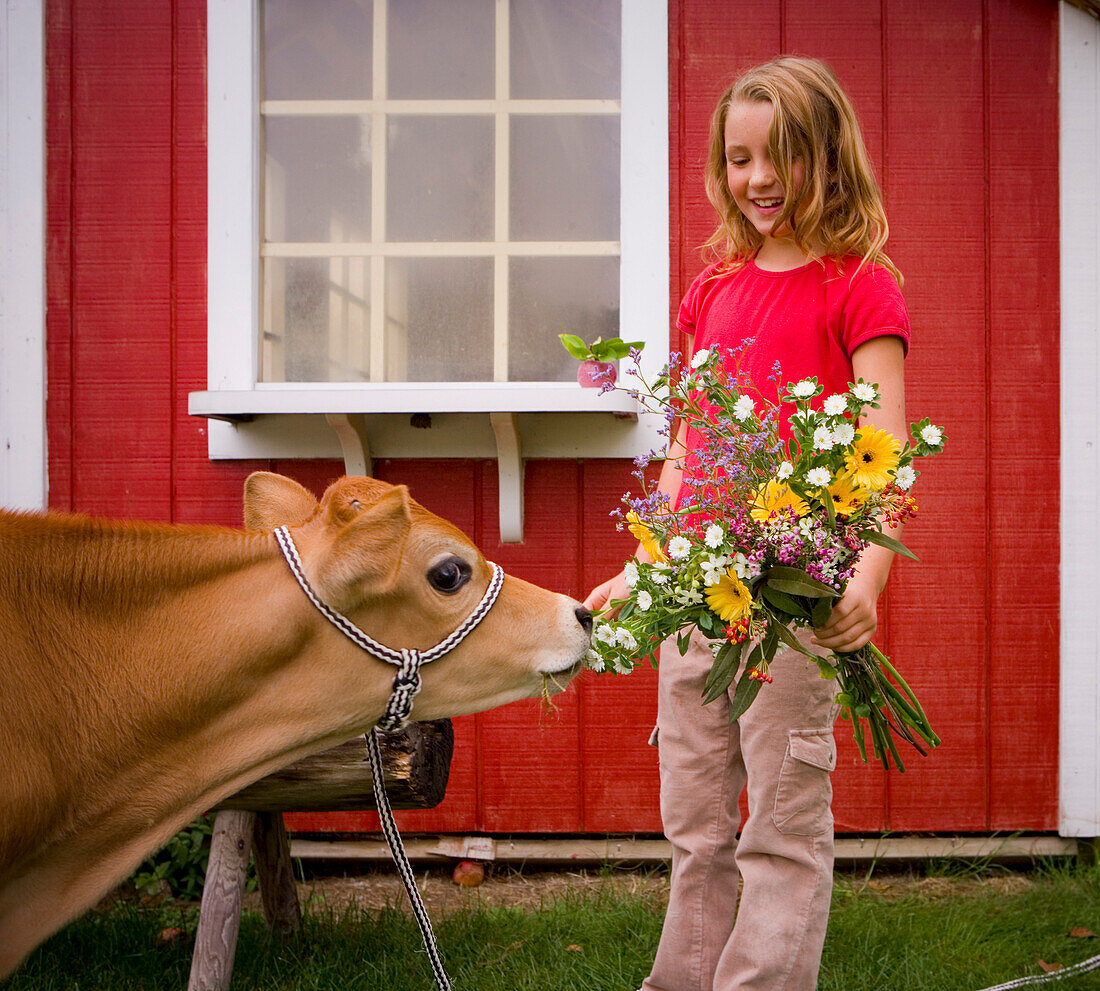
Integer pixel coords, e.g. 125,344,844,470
0,0,46,511
1059,0,1100,837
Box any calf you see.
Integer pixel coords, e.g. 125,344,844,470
0,472,591,975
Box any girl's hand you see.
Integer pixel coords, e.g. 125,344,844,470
811,569,880,653
584,571,630,616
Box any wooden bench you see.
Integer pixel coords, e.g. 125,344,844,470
187,720,454,991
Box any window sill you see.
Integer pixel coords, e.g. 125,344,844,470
188,385,661,542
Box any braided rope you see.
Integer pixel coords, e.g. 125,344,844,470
274,524,504,668
975,953,1100,990
366,729,452,990
272,524,508,991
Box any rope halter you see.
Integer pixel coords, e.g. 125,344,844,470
273,524,505,731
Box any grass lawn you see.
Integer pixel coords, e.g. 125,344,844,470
4,860,1100,990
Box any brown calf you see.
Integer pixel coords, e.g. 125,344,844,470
0,472,591,975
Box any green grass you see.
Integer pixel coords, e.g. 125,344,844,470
5,862,1100,990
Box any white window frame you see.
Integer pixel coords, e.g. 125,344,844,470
194,0,668,475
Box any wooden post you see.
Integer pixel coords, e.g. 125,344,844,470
188,810,255,991
251,812,301,938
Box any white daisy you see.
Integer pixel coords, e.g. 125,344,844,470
813,425,835,450
668,536,692,560
691,348,710,369
595,624,617,645
623,562,639,587
585,650,605,672
920,424,943,446
651,569,670,586
823,394,848,416
832,423,856,446
636,590,653,611
806,467,832,487
614,628,638,651
704,523,725,548
894,464,918,490
732,395,755,421
776,461,794,480
852,382,877,403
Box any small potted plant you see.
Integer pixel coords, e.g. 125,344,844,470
559,334,644,388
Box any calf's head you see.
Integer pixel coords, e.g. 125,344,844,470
245,472,592,723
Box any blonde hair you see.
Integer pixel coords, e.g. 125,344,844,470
701,56,901,284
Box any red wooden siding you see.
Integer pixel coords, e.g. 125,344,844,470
44,0,1059,836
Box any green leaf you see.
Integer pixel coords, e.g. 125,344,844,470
558,333,591,360
857,528,920,561
728,667,765,721
677,631,691,656
760,585,810,619
811,596,835,628
703,641,744,704
764,566,839,598
768,615,817,658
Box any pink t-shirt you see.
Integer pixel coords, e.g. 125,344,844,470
676,256,910,506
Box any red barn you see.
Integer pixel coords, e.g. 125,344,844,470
2,0,1097,858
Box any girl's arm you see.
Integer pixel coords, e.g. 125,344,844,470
583,419,688,614
812,335,907,653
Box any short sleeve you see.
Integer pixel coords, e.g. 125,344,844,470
676,263,720,338
841,264,911,357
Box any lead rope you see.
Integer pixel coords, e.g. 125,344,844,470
366,728,452,991
273,525,506,991
975,953,1100,990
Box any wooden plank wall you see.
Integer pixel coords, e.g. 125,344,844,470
44,0,1059,836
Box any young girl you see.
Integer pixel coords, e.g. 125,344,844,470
585,57,910,991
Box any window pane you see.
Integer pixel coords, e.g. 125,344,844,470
511,0,620,99
509,256,619,382
264,0,373,100
388,0,493,99
387,116,494,242
510,116,619,241
262,257,371,383
265,116,371,243
385,258,493,381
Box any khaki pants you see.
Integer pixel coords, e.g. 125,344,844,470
643,629,839,991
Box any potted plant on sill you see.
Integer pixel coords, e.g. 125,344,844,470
559,334,644,388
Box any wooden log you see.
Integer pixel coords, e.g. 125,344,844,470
188,810,255,991
214,720,453,812
251,812,301,939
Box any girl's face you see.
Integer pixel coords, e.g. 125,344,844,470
723,98,804,242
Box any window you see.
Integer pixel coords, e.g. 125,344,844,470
195,0,668,484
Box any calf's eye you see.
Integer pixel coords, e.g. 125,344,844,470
427,557,471,594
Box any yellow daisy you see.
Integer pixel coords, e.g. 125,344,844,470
626,511,667,563
827,474,866,516
844,427,901,491
750,479,810,523
705,570,753,623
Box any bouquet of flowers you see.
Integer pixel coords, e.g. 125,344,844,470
572,338,946,771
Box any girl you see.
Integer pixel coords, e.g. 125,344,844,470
585,57,910,991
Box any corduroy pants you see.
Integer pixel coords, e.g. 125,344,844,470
642,628,839,991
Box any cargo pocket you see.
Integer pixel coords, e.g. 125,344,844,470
772,730,836,836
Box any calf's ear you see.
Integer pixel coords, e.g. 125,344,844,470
243,472,319,531
313,486,413,607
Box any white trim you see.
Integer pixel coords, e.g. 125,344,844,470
1059,1,1100,837
0,0,46,511
207,0,261,390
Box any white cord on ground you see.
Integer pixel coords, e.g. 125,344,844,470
975,952,1100,990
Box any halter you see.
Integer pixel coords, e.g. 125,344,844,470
273,525,505,731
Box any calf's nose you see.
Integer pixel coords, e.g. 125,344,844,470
574,606,593,636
